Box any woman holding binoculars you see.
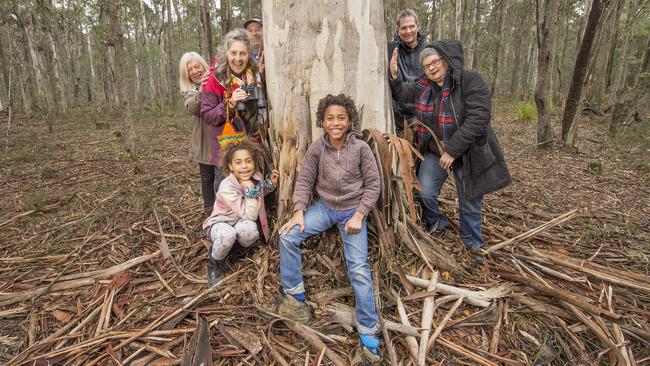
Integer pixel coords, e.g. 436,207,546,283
200,28,267,168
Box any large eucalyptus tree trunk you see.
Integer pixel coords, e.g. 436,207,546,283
262,1,393,223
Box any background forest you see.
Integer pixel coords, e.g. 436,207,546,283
1,0,648,125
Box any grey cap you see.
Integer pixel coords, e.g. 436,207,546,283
244,18,263,28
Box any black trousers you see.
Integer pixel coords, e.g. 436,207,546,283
199,163,224,209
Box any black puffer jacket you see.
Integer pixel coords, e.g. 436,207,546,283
390,39,512,199
388,33,428,133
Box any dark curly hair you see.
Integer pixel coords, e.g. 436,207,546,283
220,139,268,177
315,94,360,131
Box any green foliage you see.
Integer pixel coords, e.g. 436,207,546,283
513,102,538,121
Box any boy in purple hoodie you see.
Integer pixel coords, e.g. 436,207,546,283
276,94,382,364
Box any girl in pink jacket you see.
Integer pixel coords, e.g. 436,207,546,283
202,140,278,285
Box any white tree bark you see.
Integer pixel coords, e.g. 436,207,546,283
21,14,52,110
85,32,97,102
262,0,393,220
263,1,392,135
47,31,67,111
455,0,462,40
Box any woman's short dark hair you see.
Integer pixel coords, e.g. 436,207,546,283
221,139,268,176
315,94,360,131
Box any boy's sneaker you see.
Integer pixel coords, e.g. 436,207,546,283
277,295,312,324
351,334,382,365
261,295,313,324
351,345,383,365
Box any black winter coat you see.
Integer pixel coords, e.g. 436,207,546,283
388,33,428,133
390,39,512,199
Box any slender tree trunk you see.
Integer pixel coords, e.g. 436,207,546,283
85,32,96,103
166,0,175,105
221,0,231,36
535,0,560,146
467,0,481,69
200,0,213,58
106,0,136,152
262,0,393,225
561,0,609,147
139,0,156,100
614,0,638,93
521,29,536,100
455,0,462,40
437,1,443,40
605,0,623,92
429,0,439,41
634,31,650,86
5,36,13,152
47,31,67,111
20,13,52,111
557,2,571,99
489,1,506,94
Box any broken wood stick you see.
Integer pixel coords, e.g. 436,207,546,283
406,275,510,307
426,295,464,353
419,271,438,366
395,293,419,365
283,321,347,366
323,303,421,337
436,336,499,366
153,206,171,259
485,209,578,253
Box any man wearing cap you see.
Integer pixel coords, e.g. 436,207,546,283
244,18,263,62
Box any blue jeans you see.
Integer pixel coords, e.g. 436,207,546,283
279,201,379,335
417,152,484,248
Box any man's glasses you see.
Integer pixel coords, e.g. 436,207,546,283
423,58,443,70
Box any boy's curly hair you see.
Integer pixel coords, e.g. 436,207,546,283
221,139,268,176
315,94,360,131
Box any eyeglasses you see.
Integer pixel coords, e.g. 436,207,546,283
423,58,444,70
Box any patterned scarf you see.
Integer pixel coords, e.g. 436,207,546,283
414,72,457,152
224,67,259,135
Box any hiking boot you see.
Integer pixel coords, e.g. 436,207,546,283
207,257,227,286
351,345,383,365
276,295,312,324
426,219,447,237
463,244,486,267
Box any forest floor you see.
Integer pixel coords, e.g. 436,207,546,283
0,103,648,365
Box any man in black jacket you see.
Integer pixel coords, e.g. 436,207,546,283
387,8,428,135
389,39,512,252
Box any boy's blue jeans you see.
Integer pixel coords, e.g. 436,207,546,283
279,201,379,335
417,152,485,248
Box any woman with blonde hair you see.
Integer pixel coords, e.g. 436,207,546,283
179,51,223,217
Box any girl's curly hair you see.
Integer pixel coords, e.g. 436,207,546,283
315,94,360,131
220,139,268,177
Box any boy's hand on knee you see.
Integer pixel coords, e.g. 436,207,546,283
280,210,304,234
344,211,365,235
